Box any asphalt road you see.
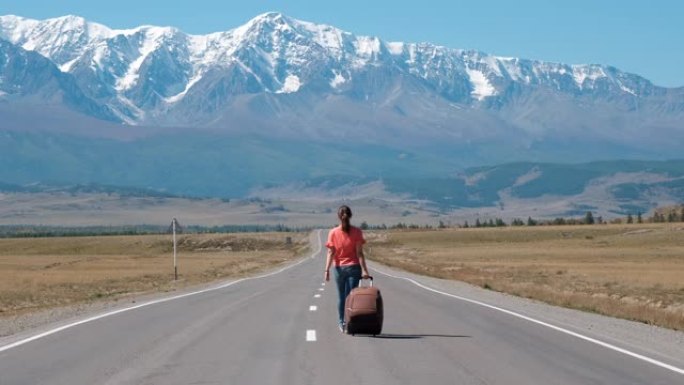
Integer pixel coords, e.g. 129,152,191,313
0,230,682,384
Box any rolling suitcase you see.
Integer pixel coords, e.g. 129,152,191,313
344,276,383,335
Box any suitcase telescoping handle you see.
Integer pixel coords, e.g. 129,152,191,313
360,275,373,287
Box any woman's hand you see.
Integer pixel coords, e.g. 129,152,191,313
324,270,330,282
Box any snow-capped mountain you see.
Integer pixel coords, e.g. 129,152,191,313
0,37,118,121
0,12,683,149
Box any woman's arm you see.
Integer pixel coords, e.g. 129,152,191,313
356,243,369,278
324,247,334,281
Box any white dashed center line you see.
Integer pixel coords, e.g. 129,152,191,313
309,305,317,311
314,294,321,298
318,288,324,291
306,330,317,341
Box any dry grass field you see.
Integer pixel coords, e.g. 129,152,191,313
366,223,684,330
0,232,309,318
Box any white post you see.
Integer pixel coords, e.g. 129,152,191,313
172,218,177,280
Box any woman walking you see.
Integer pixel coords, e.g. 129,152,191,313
324,205,370,332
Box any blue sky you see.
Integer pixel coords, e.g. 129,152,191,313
3,0,682,87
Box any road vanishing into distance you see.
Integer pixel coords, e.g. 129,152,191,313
1,230,682,384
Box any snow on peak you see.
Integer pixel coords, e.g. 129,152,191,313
115,26,175,91
276,74,302,93
330,70,347,88
232,12,292,37
0,14,118,66
50,14,89,29
619,84,636,96
252,11,287,23
0,14,24,23
297,20,349,53
2,14,114,42
164,72,204,103
229,12,352,56
0,14,37,29
461,50,503,78
496,57,526,82
0,15,40,43
572,65,607,89
466,68,497,100
386,42,404,55
353,36,382,66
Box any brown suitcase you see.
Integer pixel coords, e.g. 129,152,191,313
344,277,383,335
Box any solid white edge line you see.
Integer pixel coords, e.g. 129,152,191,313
306,330,317,342
373,266,684,376
0,230,324,354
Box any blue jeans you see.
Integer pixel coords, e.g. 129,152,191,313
333,264,362,325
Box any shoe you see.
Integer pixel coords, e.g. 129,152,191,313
338,323,345,333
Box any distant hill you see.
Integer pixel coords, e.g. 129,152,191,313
1,126,682,218
238,160,684,218
0,181,180,198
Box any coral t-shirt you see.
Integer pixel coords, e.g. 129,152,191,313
326,225,366,266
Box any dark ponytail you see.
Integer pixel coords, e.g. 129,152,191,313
338,205,352,233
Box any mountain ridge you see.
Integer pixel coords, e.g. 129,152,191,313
1,12,681,144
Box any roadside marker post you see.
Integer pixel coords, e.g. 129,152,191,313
168,218,183,280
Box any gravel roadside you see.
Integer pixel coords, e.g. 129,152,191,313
0,280,222,347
